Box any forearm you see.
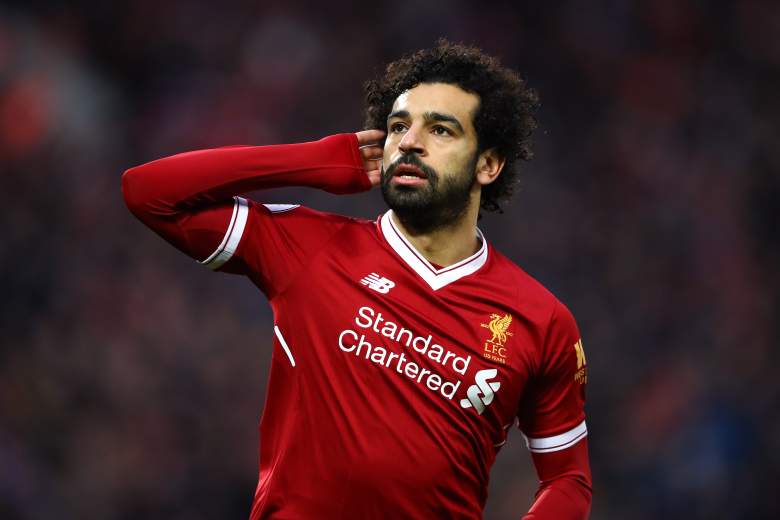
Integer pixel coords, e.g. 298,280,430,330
522,439,592,520
523,475,591,519
121,133,369,220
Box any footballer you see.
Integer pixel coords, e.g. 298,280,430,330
122,40,592,519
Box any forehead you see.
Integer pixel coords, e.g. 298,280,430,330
391,82,480,131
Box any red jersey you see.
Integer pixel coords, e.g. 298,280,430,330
122,134,591,519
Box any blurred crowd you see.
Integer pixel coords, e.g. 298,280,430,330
1,1,777,518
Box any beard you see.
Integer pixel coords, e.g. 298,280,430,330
380,153,477,233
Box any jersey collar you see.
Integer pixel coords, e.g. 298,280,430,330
379,210,488,291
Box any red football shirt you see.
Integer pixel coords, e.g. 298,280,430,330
122,134,590,519
205,200,587,519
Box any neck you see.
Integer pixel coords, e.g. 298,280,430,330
390,194,482,268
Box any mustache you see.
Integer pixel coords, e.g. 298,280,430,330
384,154,438,180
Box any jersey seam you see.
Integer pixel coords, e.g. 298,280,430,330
516,299,560,432
537,299,560,378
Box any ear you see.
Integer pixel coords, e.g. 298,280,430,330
475,148,505,186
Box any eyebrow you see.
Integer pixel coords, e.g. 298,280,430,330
387,110,465,133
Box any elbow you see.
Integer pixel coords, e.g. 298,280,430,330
122,165,169,219
121,164,182,225
121,166,145,215
572,470,593,503
527,475,592,520
556,474,592,516
580,480,593,513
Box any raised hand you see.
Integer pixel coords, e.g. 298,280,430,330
355,129,386,188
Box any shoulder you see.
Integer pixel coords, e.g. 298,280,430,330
488,248,563,310
486,247,579,338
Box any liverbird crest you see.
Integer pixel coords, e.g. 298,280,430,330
481,313,514,346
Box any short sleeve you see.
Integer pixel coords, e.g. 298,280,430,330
517,300,588,454
199,198,347,298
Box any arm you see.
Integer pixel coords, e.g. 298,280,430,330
518,301,592,519
121,131,384,265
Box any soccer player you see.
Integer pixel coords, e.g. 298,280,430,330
122,40,591,519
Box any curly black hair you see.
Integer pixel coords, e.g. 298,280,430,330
364,39,540,213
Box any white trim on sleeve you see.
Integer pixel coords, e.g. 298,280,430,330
199,196,249,270
522,420,587,453
263,203,299,213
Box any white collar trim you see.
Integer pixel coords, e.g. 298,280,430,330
379,210,488,291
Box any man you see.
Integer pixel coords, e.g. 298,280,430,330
122,40,591,519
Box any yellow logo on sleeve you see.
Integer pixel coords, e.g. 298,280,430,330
574,339,587,384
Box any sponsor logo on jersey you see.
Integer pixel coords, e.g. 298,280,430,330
573,338,587,384
460,368,501,415
338,306,508,417
338,306,469,401
480,313,513,364
360,273,396,294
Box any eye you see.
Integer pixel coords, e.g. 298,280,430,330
432,125,452,136
389,122,407,133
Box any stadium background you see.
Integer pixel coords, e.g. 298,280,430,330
1,1,777,518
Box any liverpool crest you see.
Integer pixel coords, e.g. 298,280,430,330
480,313,513,364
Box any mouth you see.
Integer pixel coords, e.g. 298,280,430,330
391,164,428,185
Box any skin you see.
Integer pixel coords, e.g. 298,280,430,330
356,82,506,267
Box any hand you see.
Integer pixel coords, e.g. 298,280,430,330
355,129,386,188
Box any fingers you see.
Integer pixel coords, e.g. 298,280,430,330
360,145,383,160
364,157,382,170
360,143,383,174
356,130,384,188
356,129,386,146
365,169,381,188
364,154,382,189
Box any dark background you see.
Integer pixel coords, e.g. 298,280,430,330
1,1,778,518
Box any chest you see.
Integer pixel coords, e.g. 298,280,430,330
274,236,541,431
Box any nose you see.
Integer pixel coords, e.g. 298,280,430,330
398,125,425,156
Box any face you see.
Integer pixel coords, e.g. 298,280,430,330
381,82,481,232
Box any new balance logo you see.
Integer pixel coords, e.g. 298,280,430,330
360,273,395,294
460,369,501,415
